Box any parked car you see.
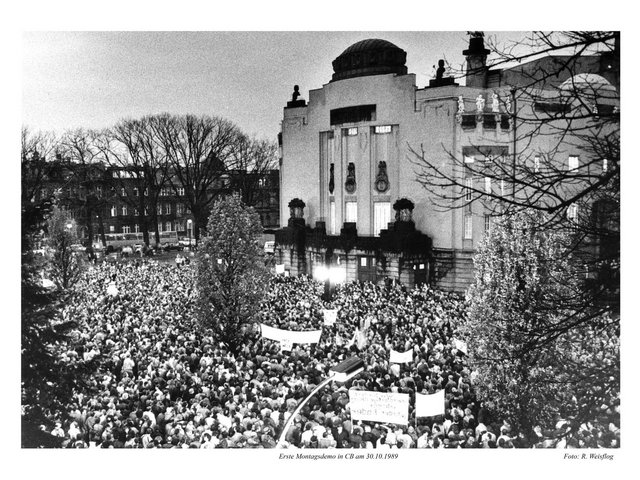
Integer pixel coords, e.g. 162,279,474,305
163,242,183,251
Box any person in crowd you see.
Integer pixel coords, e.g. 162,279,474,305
41,261,619,449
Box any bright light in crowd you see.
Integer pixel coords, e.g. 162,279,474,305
313,265,328,282
314,265,347,284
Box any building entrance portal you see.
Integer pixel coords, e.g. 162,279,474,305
414,262,428,286
358,256,377,283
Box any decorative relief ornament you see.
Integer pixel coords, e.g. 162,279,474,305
374,161,389,193
345,162,356,193
329,163,335,194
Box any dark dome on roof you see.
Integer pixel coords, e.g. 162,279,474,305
331,39,407,82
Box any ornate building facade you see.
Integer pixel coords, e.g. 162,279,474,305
275,34,619,291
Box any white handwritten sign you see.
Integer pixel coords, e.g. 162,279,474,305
390,349,413,364
275,264,285,274
415,390,445,418
349,390,409,425
107,282,119,297
323,309,338,326
260,324,323,344
280,338,293,351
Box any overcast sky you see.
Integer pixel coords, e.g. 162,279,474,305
23,31,532,141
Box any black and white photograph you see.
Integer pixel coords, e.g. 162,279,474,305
7,2,636,478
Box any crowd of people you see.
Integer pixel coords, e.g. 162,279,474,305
40,260,619,449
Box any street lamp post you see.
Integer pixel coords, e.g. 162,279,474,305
276,357,364,448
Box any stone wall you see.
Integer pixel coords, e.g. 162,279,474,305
431,248,475,293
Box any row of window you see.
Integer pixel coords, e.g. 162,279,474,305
465,177,508,199
109,221,191,234
465,153,608,173
322,200,578,241
464,214,493,240
343,125,393,137
94,186,187,198
110,203,187,217
327,201,391,236
464,156,608,200
463,206,579,240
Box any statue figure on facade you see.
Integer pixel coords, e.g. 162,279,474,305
491,91,500,113
286,85,306,108
436,59,446,80
345,162,356,193
329,163,335,194
374,161,389,193
456,95,465,123
429,58,456,87
476,94,485,112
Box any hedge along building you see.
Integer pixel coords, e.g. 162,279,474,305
275,34,619,292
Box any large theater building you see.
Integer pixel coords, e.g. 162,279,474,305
274,35,618,292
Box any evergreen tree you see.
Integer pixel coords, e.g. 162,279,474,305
21,131,96,446
46,206,82,290
195,193,269,353
462,210,619,443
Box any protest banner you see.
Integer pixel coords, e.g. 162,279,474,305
349,390,409,425
390,363,400,377
453,338,468,355
323,309,338,326
275,264,285,274
260,324,323,344
390,349,413,364
280,338,293,352
415,390,445,418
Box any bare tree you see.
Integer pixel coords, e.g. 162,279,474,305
411,31,619,309
227,135,278,207
96,117,169,247
21,127,59,205
58,128,108,252
151,114,243,243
